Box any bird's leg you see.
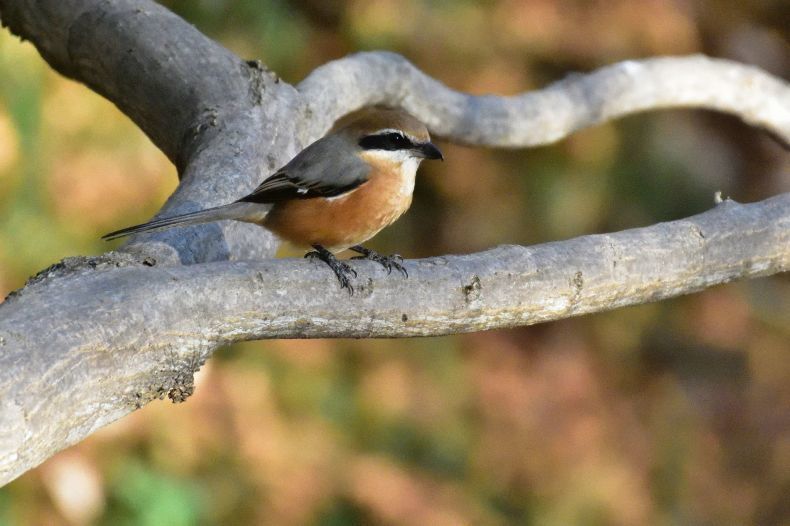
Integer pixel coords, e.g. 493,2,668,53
349,245,408,277
305,244,358,294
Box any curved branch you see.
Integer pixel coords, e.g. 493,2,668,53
1,193,788,484
5,2,788,268
299,52,790,146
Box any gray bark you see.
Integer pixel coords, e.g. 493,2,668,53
0,0,788,485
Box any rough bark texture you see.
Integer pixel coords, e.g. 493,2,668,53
0,0,788,485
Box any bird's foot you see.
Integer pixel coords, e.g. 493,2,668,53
306,244,357,295
349,245,408,277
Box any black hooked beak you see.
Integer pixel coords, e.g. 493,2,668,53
414,142,444,161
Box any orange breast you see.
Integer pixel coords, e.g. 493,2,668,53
263,161,414,252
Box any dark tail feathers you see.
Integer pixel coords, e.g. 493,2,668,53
102,203,261,241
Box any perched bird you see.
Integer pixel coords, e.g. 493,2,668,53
103,107,443,293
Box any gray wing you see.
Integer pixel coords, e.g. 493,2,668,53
239,134,370,203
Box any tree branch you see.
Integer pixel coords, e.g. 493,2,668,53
1,193,788,484
299,52,790,147
0,0,788,486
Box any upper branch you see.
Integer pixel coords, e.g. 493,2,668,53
299,52,790,147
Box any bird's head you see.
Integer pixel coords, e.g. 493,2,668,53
334,107,443,163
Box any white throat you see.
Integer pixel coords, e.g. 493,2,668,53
366,150,421,195
398,156,420,195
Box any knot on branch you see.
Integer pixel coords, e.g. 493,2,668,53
463,275,482,304
167,372,195,403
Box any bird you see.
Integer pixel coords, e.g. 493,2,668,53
102,107,443,294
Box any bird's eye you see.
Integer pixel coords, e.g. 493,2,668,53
385,132,410,147
359,132,413,151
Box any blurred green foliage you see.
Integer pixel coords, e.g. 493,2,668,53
0,1,788,525
105,460,204,526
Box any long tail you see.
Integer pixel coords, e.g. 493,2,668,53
102,202,268,241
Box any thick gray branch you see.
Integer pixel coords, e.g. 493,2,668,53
1,194,788,485
1,0,788,487
1,0,302,265
2,0,255,164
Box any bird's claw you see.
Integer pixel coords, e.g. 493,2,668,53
306,245,357,295
350,246,408,277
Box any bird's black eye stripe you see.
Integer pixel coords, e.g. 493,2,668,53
359,132,413,151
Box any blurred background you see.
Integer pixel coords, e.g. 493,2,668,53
1,0,788,524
